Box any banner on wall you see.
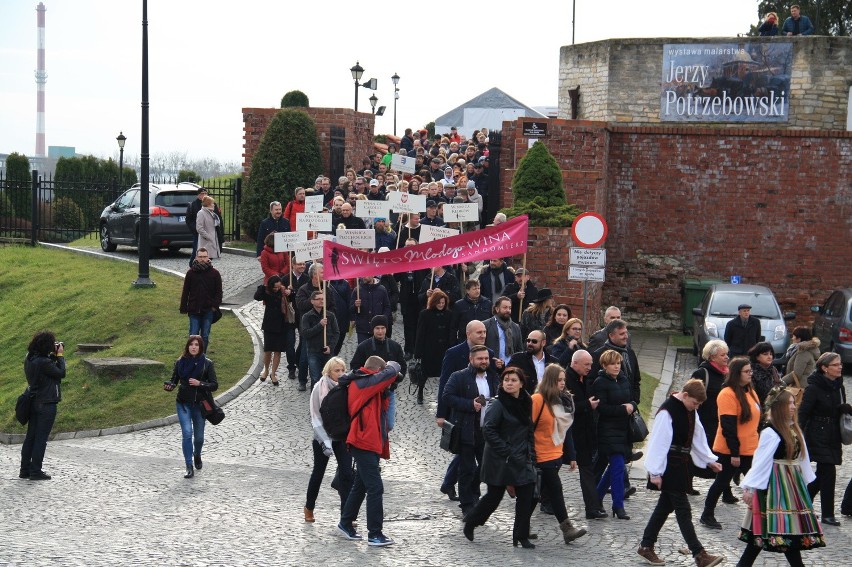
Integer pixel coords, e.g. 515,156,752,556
323,215,529,279
660,43,792,123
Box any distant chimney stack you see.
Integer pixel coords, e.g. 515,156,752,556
35,2,47,158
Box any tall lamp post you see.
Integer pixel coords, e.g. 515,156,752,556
116,131,126,188
134,0,154,288
369,94,378,115
391,73,400,136
350,61,377,112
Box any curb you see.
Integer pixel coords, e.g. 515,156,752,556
629,338,679,481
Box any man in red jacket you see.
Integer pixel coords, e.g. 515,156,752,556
337,356,401,547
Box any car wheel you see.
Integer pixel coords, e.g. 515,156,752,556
100,224,117,252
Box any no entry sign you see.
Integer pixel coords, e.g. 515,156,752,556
571,212,608,248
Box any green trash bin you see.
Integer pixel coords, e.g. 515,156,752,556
682,278,725,333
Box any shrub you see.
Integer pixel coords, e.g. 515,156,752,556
52,197,86,230
500,141,580,227
242,109,323,237
177,169,199,183
281,90,310,108
4,153,32,221
0,190,15,220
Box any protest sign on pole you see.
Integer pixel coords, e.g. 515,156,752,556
335,229,376,250
390,153,417,174
296,212,333,232
293,238,326,263
442,203,479,223
355,200,391,219
304,195,325,213
274,231,309,252
419,224,459,243
387,192,426,214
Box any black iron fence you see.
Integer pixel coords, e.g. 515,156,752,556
0,171,241,245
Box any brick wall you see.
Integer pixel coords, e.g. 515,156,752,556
242,107,375,179
500,118,852,331
559,36,852,131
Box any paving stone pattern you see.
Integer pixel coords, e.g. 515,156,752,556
2,248,850,565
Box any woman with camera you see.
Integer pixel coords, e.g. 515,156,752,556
164,335,218,479
20,331,66,480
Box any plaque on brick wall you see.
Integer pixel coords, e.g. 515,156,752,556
523,122,548,137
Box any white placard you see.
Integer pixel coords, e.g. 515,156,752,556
335,229,375,250
273,231,308,252
304,195,325,213
355,200,391,219
418,224,460,243
442,203,479,222
569,266,605,282
296,212,333,232
387,192,426,214
293,239,326,262
391,153,416,174
569,247,606,267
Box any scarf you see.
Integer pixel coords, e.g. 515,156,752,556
709,360,729,376
551,402,573,446
495,315,514,351
191,259,212,271
496,387,532,425
176,355,205,381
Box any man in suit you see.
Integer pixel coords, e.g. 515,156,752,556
442,345,499,517
483,296,523,365
507,329,557,394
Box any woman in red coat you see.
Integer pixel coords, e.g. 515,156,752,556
259,233,290,284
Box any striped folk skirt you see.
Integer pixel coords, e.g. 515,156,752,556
739,460,826,552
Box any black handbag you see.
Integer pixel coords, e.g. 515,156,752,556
199,391,225,425
15,388,35,426
440,420,461,454
629,409,649,443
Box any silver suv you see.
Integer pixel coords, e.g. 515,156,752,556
692,284,796,364
99,182,199,252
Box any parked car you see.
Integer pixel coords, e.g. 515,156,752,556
692,284,795,364
811,288,852,366
100,182,199,252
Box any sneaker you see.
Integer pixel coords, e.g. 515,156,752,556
367,533,394,547
637,546,666,565
694,549,723,567
699,516,722,530
337,522,361,540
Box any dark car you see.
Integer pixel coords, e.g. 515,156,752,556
100,182,199,252
811,288,852,366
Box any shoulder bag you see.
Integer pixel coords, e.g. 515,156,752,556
280,294,296,325
629,406,649,442
199,389,225,425
15,387,35,426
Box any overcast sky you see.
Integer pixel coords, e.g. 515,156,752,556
0,0,760,165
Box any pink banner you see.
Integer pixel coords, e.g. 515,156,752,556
323,215,529,279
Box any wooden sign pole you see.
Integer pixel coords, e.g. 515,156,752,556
518,253,527,321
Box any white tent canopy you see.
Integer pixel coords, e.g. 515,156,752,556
435,87,546,138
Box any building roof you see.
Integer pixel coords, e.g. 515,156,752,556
435,87,546,126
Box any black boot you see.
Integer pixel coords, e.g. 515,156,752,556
184,464,194,479
417,384,424,405
194,453,203,470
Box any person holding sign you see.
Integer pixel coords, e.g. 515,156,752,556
334,203,366,233
400,212,422,243
396,238,430,358
300,291,339,390
420,200,446,227
284,188,307,231
350,277,392,344
259,233,290,284
373,218,396,251
256,200,291,257
418,265,461,309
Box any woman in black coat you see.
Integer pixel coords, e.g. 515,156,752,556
592,349,638,520
799,352,850,525
254,275,290,385
414,289,453,404
550,317,587,367
20,330,66,480
463,367,538,549
690,339,729,494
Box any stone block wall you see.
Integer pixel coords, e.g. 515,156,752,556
559,36,852,130
242,107,375,179
499,117,852,331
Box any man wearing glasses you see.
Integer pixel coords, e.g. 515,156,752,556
507,330,557,394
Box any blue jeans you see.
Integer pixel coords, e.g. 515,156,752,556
176,401,205,466
307,350,330,389
341,446,384,537
20,401,58,475
597,453,626,509
188,311,214,351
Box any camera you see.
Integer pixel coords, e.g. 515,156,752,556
55,341,64,350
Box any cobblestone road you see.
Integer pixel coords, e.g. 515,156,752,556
2,248,850,565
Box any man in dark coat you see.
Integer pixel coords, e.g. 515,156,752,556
255,200,291,257
501,269,538,324
587,306,623,354
418,265,461,308
478,258,513,307
300,290,339,389
443,345,499,517
179,247,222,351
483,296,523,364
350,316,407,379
723,304,762,357
450,280,492,345
395,237,429,356
507,329,557,395
564,350,606,519
295,263,341,391
590,319,641,403
351,277,392,343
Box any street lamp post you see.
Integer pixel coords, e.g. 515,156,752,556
134,0,154,288
369,94,378,115
116,131,126,188
350,61,364,111
391,73,400,136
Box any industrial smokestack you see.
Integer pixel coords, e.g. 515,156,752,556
35,2,47,158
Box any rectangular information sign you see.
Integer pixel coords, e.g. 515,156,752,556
387,192,426,214
569,266,605,282
569,247,606,267
391,153,416,174
273,231,308,252
304,195,325,213
296,212,332,232
443,203,479,222
335,229,375,250
419,224,460,243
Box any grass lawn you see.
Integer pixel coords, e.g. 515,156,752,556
639,371,660,421
0,245,252,434
669,334,693,348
